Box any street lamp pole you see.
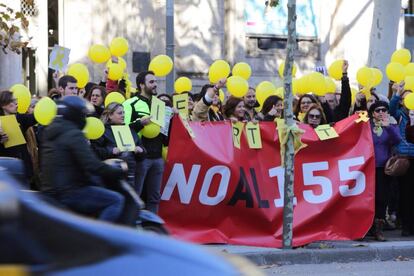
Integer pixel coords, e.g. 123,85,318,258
166,0,175,94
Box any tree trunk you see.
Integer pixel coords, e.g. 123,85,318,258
282,0,297,250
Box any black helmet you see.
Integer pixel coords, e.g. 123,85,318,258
58,96,93,129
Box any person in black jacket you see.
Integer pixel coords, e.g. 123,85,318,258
40,96,125,222
92,102,146,186
320,60,351,123
0,90,37,187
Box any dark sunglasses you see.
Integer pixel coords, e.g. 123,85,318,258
308,114,321,119
374,108,387,113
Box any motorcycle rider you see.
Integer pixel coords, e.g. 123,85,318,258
40,96,126,222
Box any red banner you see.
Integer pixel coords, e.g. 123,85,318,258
160,115,375,248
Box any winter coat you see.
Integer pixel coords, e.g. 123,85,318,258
40,117,124,195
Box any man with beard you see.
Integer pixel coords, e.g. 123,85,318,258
123,71,165,214
243,87,260,121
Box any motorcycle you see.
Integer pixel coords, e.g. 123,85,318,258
0,157,168,235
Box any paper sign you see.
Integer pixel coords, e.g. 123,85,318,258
111,125,136,152
232,122,244,149
181,117,195,138
173,93,189,119
49,45,70,71
151,96,166,127
0,115,26,148
160,106,174,136
245,122,262,149
315,124,339,141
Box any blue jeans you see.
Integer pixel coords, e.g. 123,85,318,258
58,186,125,222
135,158,164,213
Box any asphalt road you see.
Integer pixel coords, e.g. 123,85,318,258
261,259,414,276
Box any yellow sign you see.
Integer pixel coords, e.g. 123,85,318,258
0,115,26,148
49,45,70,71
151,96,166,127
181,118,195,138
232,122,244,149
315,124,339,141
111,125,136,152
245,122,262,149
355,111,370,123
173,93,189,119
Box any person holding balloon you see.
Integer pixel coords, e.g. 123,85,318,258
122,71,165,214
208,93,224,122
389,83,414,237
192,80,227,122
321,60,351,123
85,85,106,117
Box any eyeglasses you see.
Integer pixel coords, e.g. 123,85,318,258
308,114,321,119
301,101,312,105
374,108,387,113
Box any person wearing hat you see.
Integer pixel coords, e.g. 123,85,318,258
368,100,401,241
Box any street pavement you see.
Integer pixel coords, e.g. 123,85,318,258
260,260,414,275
206,229,414,267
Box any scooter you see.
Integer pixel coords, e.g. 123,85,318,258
103,158,169,235
0,157,168,235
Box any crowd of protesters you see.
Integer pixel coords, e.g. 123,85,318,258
1,59,414,242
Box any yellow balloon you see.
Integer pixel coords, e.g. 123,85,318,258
356,66,374,86
10,84,31,113
108,63,124,80
219,89,225,102
174,77,192,93
308,72,326,96
405,76,414,92
208,60,230,83
232,62,252,80
83,117,105,140
295,76,308,94
34,97,57,125
110,37,129,57
404,63,414,77
88,44,111,63
274,87,284,99
226,76,249,97
351,88,358,105
256,81,276,106
106,57,127,71
67,63,90,88
105,92,125,107
162,146,168,161
149,55,173,77
391,48,411,66
328,59,344,80
141,122,161,138
278,61,297,78
325,77,337,93
403,92,414,110
386,62,405,82
371,68,383,86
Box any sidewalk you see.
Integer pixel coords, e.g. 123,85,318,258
206,230,414,266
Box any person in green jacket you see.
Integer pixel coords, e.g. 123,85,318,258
123,71,166,214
